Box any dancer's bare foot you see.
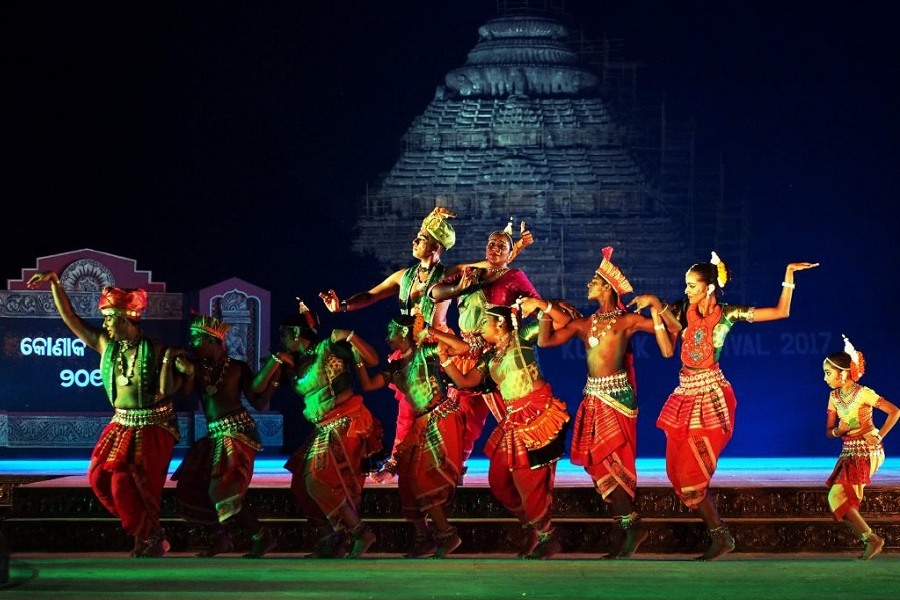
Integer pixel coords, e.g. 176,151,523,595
405,533,438,558
433,527,462,558
347,525,376,558
859,532,884,561
694,526,735,562
196,531,233,557
243,528,276,559
517,527,540,558
609,528,648,559
525,529,561,560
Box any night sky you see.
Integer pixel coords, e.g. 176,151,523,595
5,1,898,452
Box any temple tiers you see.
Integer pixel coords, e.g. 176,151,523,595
352,6,737,300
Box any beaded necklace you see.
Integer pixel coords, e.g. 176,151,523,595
834,384,860,413
491,332,513,363
202,356,231,396
588,309,624,348
415,262,439,292
116,339,138,386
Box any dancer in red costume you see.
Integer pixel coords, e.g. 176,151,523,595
27,271,189,557
641,252,818,560
822,335,897,560
428,220,572,480
320,209,532,483
253,300,384,558
169,313,276,558
520,246,674,559
441,303,570,559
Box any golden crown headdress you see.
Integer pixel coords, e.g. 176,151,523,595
190,313,232,341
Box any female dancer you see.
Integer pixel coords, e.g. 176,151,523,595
428,222,546,476
253,300,384,558
823,335,898,560
356,314,471,558
441,303,570,559
640,252,818,560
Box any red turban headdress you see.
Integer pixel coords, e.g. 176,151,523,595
98,287,148,320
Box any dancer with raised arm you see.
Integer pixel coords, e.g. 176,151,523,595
320,209,532,484
644,253,819,560
356,314,471,558
427,220,561,480
26,271,188,557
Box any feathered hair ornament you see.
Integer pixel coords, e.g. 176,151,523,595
189,311,232,341
296,297,318,335
502,216,531,263
710,251,728,288
842,334,866,381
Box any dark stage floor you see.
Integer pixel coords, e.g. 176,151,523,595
3,552,900,599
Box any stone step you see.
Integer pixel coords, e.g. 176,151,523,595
3,483,897,554
8,484,899,520
4,515,897,555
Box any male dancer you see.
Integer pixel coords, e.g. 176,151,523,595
521,246,673,558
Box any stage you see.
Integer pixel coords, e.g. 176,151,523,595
2,456,900,598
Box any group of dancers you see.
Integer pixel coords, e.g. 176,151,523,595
26,206,897,561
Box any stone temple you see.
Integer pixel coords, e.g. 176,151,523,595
352,3,744,303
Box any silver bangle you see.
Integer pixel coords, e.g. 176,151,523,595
781,281,795,289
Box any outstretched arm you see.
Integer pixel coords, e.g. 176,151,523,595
319,268,404,313
752,261,820,322
429,267,478,301
26,271,105,353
